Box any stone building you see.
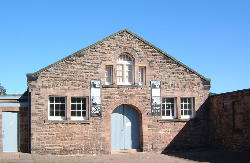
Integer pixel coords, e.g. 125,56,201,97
24,29,211,154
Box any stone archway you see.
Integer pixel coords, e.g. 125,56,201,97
111,104,140,151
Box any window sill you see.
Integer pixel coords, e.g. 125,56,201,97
102,84,147,88
44,120,90,124
158,118,192,123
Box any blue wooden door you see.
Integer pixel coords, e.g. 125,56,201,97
2,112,19,152
111,105,139,150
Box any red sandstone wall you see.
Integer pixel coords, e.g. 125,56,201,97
28,31,210,154
209,89,250,151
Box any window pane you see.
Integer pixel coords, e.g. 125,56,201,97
162,105,166,116
117,64,123,83
83,98,86,104
82,99,86,109
76,98,81,103
181,110,183,115
169,98,174,103
105,66,112,84
188,110,192,115
118,71,123,78
166,110,170,116
50,110,54,116
71,111,76,116
171,108,174,116
49,97,54,103
55,111,60,116
117,64,122,71
50,104,54,110
128,65,132,82
61,104,65,111
71,97,76,103
55,97,60,103
139,66,145,85
77,104,81,110
184,110,188,115
55,104,60,111
77,111,81,116
60,97,65,103
82,104,86,110
71,104,76,111
117,76,122,83
60,111,65,116
82,111,86,117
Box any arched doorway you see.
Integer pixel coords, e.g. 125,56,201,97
111,104,140,151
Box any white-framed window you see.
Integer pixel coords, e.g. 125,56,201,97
138,66,146,85
105,65,113,85
71,97,88,120
117,54,134,85
162,98,176,119
48,96,66,120
181,98,194,119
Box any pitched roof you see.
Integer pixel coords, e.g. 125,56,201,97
27,29,211,82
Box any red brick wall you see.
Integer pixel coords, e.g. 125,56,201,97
28,31,210,154
209,89,250,151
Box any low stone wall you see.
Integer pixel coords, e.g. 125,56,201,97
209,89,250,151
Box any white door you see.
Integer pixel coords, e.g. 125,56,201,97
2,112,19,152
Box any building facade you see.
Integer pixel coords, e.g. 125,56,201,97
26,29,211,154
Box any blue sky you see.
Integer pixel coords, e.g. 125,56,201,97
0,0,249,94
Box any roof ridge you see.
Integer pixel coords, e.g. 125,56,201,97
27,29,210,82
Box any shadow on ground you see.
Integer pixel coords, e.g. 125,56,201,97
162,148,250,163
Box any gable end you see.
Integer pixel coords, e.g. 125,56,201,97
27,29,210,83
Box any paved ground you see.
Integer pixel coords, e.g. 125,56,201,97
0,149,250,163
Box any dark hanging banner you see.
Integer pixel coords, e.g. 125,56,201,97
90,80,102,117
151,81,161,116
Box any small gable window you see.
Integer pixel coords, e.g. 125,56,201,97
105,65,113,85
138,66,146,85
117,54,134,85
